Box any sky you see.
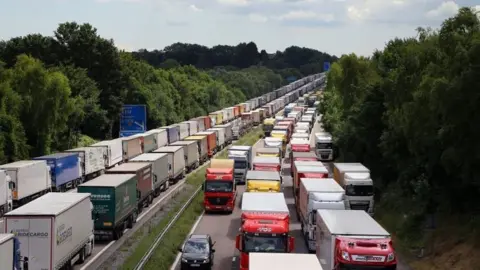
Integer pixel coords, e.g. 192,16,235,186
0,0,479,57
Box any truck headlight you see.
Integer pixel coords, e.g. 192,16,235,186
341,251,350,261
387,253,395,262
181,258,188,263
203,258,210,263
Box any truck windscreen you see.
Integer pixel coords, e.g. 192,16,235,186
243,234,287,253
316,142,332,149
234,160,247,169
205,181,233,192
345,185,374,196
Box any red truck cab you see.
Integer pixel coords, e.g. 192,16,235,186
203,167,236,213
293,161,329,198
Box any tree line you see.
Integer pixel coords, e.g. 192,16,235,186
320,7,480,243
0,22,333,163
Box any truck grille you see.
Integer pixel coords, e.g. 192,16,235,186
208,197,229,205
350,204,369,211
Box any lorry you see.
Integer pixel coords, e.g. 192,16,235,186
251,110,261,125
170,140,200,173
120,135,143,161
182,120,199,136
241,112,253,130
262,118,276,137
106,162,154,211
293,161,329,197
196,116,211,131
153,146,186,183
144,128,169,148
178,122,190,140
255,147,281,162
91,139,123,168
214,123,233,145
164,125,180,144
4,193,95,269
129,132,157,153
252,156,281,174
0,170,13,217
315,132,334,161
197,131,220,153
209,111,223,126
249,253,323,270
245,170,281,192
290,151,318,174
271,130,288,146
292,132,309,140
202,159,235,213
294,122,310,134
232,118,244,139
0,233,22,270
333,163,374,216
0,160,51,209
237,192,294,270
130,153,170,197
264,137,285,157
66,146,106,180
183,135,209,164
33,152,81,192
77,174,137,240
290,138,311,156
228,145,252,184
208,127,226,149
297,178,346,252
316,210,397,270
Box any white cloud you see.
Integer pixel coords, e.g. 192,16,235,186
190,4,202,12
217,0,249,6
249,13,268,23
426,1,459,19
277,10,335,22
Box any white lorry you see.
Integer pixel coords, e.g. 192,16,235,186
153,146,186,183
0,170,13,217
66,146,106,181
316,210,397,270
249,253,323,270
297,178,345,252
130,153,170,197
4,193,95,270
314,132,334,161
91,139,123,168
333,163,374,216
0,233,22,270
0,160,51,209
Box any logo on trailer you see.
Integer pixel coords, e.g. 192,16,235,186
257,227,272,233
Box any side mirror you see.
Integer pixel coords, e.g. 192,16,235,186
8,182,15,189
212,249,216,253
235,234,241,250
288,236,295,252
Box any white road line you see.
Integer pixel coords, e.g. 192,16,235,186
170,211,205,270
79,241,116,270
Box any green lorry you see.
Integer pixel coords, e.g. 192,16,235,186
77,173,138,240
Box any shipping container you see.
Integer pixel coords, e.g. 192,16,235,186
91,139,123,168
183,135,209,164
77,174,137,240
170,140,200,173
106,162,154,209
32,152,81,192
4,193,95,269
163,125,180,144
130,153,170,197
66,147,105,179
120,135,143,161
0,161,51,208
153,146,186,182
144,128,169,148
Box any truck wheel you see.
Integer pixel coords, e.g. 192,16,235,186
148,194,153,205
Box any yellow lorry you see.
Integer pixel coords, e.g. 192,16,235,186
245,170,282,192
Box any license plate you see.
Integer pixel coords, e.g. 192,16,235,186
190,264,200,267
215,206,223,209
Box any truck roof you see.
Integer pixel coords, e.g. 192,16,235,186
344,172,371,180
291,138,310,145
130,153,168,162
5,193,90,216
0,160,45,169
230,145,252,151
294,160,324,167
292,133,309,139
80,173,136,187
210,159,234,168
153,145,183,153
107,162,150,172
318,210,390,236
185,135,206,140
144,128,166,135
292,152,317,159
228,151,248,158
0,234,14,245
253,156,280,164
334,163,369,173
91,139,120,147
249,253,323,269
301,178,344,193
264,137,282,142
297,165,329,174
242,192,288,213
33,152,78,159
196,131,215,135
170,140,196,146
246,170,281,180
256,147,280,154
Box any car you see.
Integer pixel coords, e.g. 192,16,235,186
178,234,216,270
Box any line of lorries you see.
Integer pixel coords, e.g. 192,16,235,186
0,74,325,270
197,91,398,270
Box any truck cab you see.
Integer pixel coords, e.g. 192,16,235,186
246,170,282,192
228,146,252,184
203,167,235,213
333,163,374,216
262,118,276,137
237,193,295,270
315,132,334,161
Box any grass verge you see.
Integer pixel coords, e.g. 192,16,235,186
122,126,262,270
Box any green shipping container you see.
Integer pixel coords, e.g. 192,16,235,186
77,173,137,230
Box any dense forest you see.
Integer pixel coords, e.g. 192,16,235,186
0,22,334,163
320,7,480,261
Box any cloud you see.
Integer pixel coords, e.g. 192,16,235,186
217,0,249,6
426,1,459,19
190,4,202,12
249,13,268,23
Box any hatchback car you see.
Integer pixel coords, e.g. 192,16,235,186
178,234,216,270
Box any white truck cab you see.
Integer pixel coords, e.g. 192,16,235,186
314,132,333,161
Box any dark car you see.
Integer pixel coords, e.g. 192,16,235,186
178,234,216,270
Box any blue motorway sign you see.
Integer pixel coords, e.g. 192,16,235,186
286,76,297,82
120,104,147,137
323,62,331,72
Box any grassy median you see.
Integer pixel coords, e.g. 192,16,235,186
122,127,262,270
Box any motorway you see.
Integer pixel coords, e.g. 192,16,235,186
172,115,412,270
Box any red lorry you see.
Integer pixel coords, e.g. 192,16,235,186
196,116,212,130
237,192,295,270
292,161,329,198
202,159,236,213
290,151,317,175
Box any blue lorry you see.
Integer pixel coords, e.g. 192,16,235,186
33,152,81,192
